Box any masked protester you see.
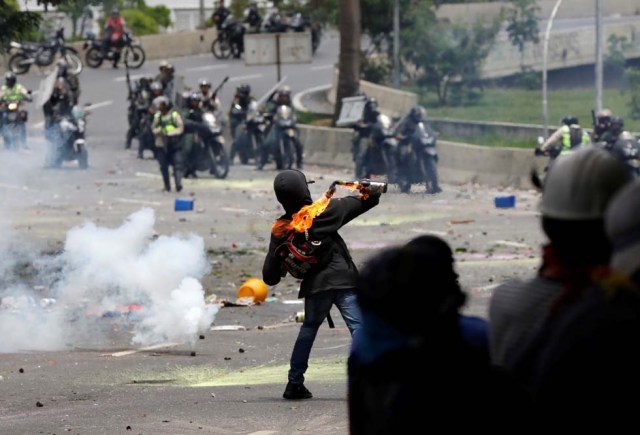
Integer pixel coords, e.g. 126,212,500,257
349,236,531,434
152,96,184,192
262,170,382,400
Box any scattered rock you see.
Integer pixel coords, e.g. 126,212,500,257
126,426,132,431
239,348,245,353
224,357,231,360
190,351,196,357
36,401,43,407
18,368,24,373
199,335,205,340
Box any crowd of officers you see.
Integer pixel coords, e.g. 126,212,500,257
125,61,302,192
536,109,639,176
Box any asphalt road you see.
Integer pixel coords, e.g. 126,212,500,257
0,34,547,434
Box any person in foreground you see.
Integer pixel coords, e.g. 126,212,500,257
349,235,531,434
262,170,381,400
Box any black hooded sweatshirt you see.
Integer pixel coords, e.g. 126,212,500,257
262,170,381,298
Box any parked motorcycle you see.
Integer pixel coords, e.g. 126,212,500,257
396,121,440,193
355,112,397,181
265,105,299,170
8,28,82,75
229,100,265,165
1,97,28,150
83,31,145,69
211,15,245,60
44,105,89,169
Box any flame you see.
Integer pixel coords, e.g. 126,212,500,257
271,184,367,238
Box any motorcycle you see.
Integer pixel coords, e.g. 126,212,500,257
190,111,230,179
265,105,299,170
44,105,89,169
83,31,145,69
8,28,82,75
261,9,288,33
230,100,265,165
396,121,440,194
1,98,28,150
211,15,245,60
355,112,397,181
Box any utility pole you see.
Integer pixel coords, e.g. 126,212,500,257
199,0,205,29
393,0,400,88
595,0,603,112
542,0,563,138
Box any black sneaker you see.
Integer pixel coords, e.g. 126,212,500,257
283,382,312,400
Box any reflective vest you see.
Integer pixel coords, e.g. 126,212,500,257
561,124,590,155
154,110,179,134
1,84,24,101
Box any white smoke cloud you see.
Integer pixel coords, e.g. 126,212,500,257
0,207,218,352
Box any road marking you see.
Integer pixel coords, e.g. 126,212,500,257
221,206,250,214
85,100,113,110
246,431,278,435
135,171,161,178
310,64,334,71
115,198,162,206
292,83,331,112
229,73,263,82
0,182,23,190
102,342,183,357
114,74,146,82
186,64,230,72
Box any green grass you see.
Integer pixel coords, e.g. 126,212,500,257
421,86,640,133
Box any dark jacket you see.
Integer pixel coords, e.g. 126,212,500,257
262,170,380,298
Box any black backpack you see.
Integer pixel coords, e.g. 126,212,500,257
275,230,335,279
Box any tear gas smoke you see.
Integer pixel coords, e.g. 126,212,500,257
0,207,218,353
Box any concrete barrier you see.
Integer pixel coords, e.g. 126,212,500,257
436,0,640,24
299,124,545,189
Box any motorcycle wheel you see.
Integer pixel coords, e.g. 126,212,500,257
207,142,230,179
123,46,145,69
85,47,104,68
212,38,232,59
78,145,89,169
8,53,31,75
274,137,294,170
62,51,83,75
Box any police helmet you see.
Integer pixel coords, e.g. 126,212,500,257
596,109,612,125
199,78,211,88
561,115,578,126
154,96,171,109
409,106,426,123
158,60,169,71
610,116,624,135
190,92,203,104
4,71,16,87
150,81,163,92
237,83,251,96
278,85,291,97
365,97,378,112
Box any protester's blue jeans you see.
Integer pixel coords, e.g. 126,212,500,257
288,288,362,385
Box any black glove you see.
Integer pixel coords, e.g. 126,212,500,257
534,148,545,156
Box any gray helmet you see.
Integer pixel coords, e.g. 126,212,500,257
150,81,163,92
198,78,211,88
154,96,171,109
4,71,16,87
540,147,630,220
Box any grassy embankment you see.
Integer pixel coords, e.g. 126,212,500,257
422,86,640,148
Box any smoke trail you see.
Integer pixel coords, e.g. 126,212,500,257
0,207,218,352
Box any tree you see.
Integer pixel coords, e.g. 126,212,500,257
0,0,41,49
333,0,361,123
505,0,540,69
402,9,500,105
57,0,100,38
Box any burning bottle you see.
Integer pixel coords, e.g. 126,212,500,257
330,179,388,195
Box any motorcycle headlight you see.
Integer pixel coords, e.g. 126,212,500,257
8,102,18,111
10,41,21,49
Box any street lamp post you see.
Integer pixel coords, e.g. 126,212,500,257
393,0,400,88
542,0,563,139
595,0,603,112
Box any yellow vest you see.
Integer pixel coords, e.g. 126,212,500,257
154,110,179,134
